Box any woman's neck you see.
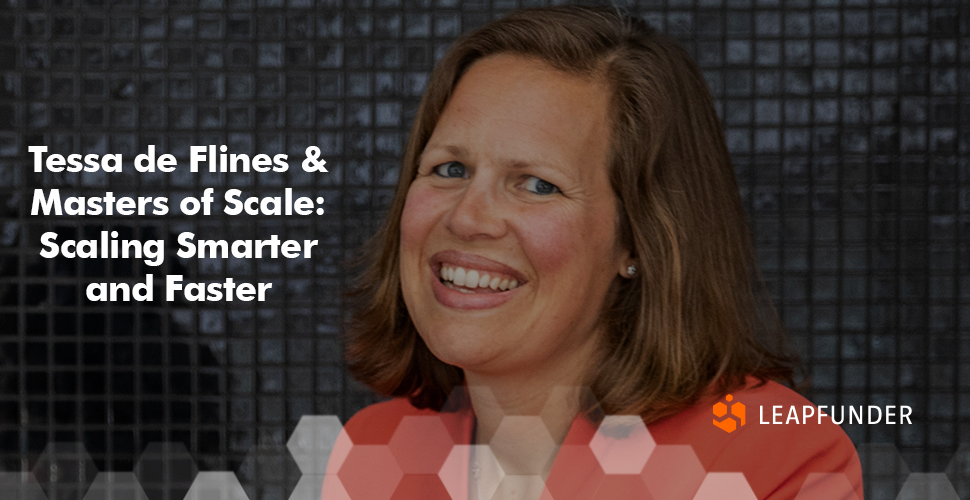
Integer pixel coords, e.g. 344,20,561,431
460,326,602,500
464,371,588,478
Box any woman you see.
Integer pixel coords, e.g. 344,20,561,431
329,6,863,500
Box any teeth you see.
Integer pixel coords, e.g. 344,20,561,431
439,265,522,291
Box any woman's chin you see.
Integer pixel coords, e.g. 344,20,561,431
423,337,503,373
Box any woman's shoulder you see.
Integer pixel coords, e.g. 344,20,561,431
648,377,863,499
341,398,436,444
341,397,473,446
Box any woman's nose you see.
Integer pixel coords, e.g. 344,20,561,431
445,179,508,241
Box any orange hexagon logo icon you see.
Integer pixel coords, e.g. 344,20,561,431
713,394,745,433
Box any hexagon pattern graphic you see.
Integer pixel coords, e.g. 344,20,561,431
286,475,325,500
388,415,456,474
322,429,355,477
319,475,352,500
544,444,604,500
857,443,910,500
491,475,548,500
388,474,450,500
589,415,656,475
0,472,49,500
182,472,249,500
945,444,970,500
32,442,99,500
793,473,860,500
287,416,344,476
439,445,504,500
237,440,301,500
336,445,403,500
537,386,602,433
81,472,151,500
19,417,970,500
490,416,557,475
894,473,960,500
134,443,198,500
691,472,757,500
591,474,653,500
641,444,706,500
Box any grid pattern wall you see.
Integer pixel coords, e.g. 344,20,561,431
0,0,967,496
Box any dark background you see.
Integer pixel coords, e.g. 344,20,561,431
0,0,968,499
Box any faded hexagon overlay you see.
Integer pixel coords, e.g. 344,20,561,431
0,471,49,500
793,473,860,500
183,472,249,500
388,415,455,475
538,386,603,434
692,472,757,500
323,429,355,478
32,442,99,500
589,415,655,475
319,475,352,500
286,475,325,500
590,474,653,500
641,444,705,500
237,438,301,500
81,472,151,500
857,443,910,500
286,416,344,476
544,443,604,500
490,416,557,476
336,445,402,500
388,474,450,500
894,473,959,500
490,475,547,500
133,443,198,500
945,444,970,500
439,445,504,500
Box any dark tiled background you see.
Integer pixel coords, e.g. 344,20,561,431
0,0,967,498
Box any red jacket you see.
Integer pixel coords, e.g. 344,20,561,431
323,379,863,500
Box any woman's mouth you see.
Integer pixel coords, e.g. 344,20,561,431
438,265,521,293
428,251,527,309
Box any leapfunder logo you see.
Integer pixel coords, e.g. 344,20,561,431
713,395,913,433
713,394,746,433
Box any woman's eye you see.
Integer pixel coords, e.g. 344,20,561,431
523,176,560,195
432,161,468,178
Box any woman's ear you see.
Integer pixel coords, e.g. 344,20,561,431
615,247,637,279
619,259,638,279
613,219,636,279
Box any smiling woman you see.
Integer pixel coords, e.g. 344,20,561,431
399,54,626,383
335,6,863,500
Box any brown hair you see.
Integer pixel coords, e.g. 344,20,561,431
345,5,798,422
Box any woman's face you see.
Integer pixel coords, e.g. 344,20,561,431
399,54,629,380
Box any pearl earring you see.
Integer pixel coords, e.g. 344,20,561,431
626,264,637,277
